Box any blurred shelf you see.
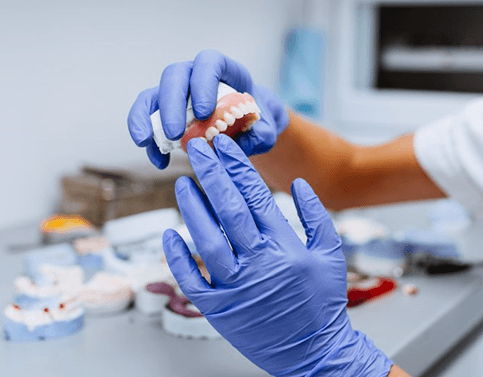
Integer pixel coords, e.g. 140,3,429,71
382,46,483,73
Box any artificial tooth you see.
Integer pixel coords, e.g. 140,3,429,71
230,107,244,119
199,137,208,143
245,102,256,114
224,111,236,126
238,102,249,114
215,119,228,132
205,127,219,141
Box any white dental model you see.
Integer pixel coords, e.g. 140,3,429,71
334,216,388,245
3,296,84,341
135,282,176,315
78,272,134,314
14,264,84,299
163,295,221,340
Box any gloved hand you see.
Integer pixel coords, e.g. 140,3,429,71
163,134,393,376
127,50,289,169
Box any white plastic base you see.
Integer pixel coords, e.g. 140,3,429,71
163,308,221,340
136,287,171,315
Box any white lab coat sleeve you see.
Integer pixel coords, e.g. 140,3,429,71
414,98,483,217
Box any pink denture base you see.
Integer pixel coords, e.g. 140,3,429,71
180,92,260,151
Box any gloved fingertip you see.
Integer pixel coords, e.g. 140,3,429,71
162,228,178,244
146,141,170,169
127,114,153,148
237,119,277,156
174,176,194,195
187,137,211,155
193,103,216,121
235,133,254,156
213,133,236,151
291,178,318,221
163,122,185,141
291,178,312,198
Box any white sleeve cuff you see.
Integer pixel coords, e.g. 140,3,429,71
414,98,483,218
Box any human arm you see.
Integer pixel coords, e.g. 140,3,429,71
388,365,411,377
250,112,446,211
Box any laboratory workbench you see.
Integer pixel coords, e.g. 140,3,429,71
1,200,483,377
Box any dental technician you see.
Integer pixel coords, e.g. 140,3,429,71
128,50,483,377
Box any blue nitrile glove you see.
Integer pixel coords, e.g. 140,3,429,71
163,134,393,377
128,50,289,169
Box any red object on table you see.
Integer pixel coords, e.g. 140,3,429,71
347,277,397,308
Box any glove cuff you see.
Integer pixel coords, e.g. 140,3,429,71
306,328,393,377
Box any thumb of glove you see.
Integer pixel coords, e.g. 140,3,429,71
291,178,342,255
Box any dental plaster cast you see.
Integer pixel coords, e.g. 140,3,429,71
334,216,388,245
74,236,109,270
163,296,221,340
335,216,408,277
14,264,84,299
151,82,261,153
24,244,78,278
103,246,175,291
135,282,176,315
3,296,84,341
78,272,134,314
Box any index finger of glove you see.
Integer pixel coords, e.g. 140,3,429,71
127,87,159,147
175,176,238,284
213,135,289,235
186,138,262,257
190,50,253,120
158,61,193,140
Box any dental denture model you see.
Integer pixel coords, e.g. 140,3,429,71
103,246,175,292
163,295,221,340
78,272,134,314
135,282,176,315
73,236,109,271
151,83,261,153
3,296,84,341
24,244,78,278
14,264,84,299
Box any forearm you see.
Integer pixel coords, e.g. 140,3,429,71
251,112,446,210
388,365,411,377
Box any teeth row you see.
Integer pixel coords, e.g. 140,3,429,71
203,101,261,141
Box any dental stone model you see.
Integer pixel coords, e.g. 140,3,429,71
73,236,109,271
3,296,84,341
24,244,78,278
78,272,134,314
136,282,176,315
14,264,84,299
163,295,221,340
151,82,261,153
103,246,175,291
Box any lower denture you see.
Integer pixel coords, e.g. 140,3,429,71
180,92,260,152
